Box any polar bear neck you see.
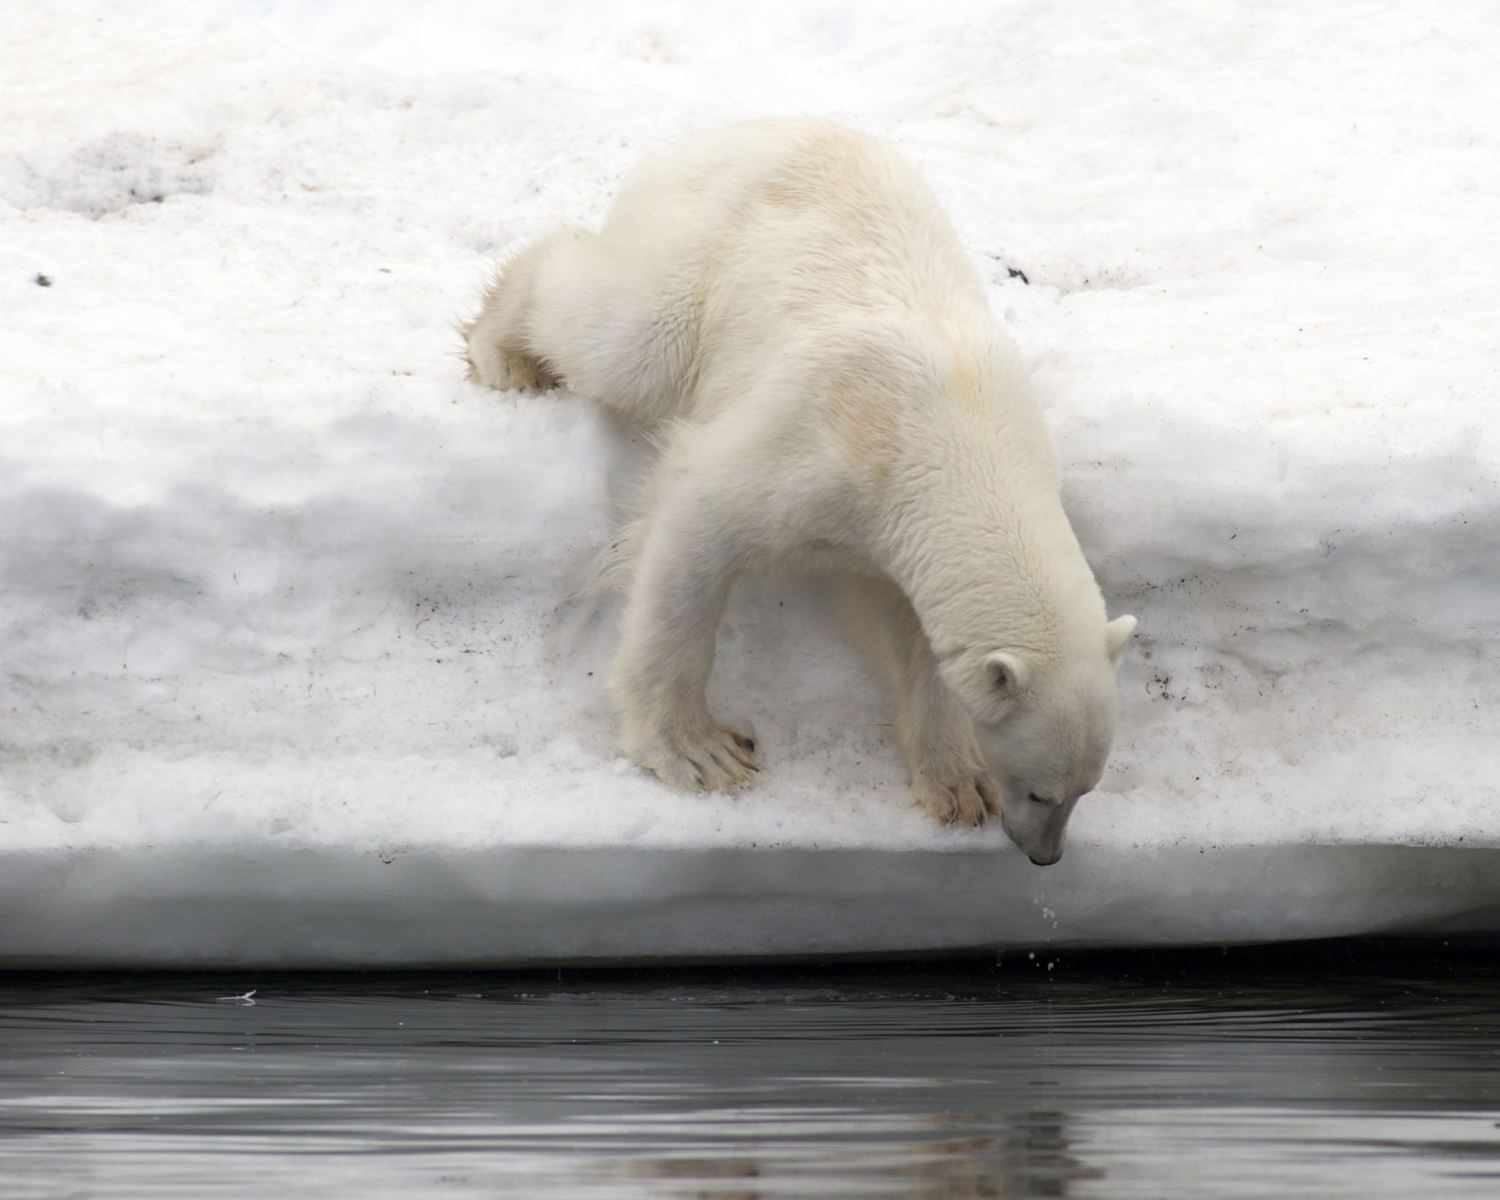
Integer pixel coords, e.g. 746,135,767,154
886,474,1106,669
868,344,1109,669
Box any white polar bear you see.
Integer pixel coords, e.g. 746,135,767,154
464,119,1135,865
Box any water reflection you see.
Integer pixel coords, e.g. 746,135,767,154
1,951,1499,1198
620,1109,1100,1198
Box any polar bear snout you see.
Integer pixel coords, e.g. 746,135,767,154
1020,840,1068,870
996,788,1079,866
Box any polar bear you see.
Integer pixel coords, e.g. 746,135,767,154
463,119,1135,865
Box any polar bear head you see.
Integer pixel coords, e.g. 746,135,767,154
948,615,1135,865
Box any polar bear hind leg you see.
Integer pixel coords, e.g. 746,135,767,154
462,228,577,392
464,225,691,426
834,574,998,827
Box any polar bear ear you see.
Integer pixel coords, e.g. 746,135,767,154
1106,615,1138,664
985,651,1030,697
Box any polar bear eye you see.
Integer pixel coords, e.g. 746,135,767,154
1027,792,1055,806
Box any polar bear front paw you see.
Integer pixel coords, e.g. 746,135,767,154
626,723,761,792
913,768,998,829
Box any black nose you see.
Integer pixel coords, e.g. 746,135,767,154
1028,854,1060,867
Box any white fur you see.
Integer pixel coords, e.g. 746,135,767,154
463,118,1135,864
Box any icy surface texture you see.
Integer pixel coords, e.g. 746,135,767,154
4,844,1498,967
2,1,1498,958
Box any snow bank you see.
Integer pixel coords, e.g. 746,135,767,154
7,845,1499,968
3,0,1498,964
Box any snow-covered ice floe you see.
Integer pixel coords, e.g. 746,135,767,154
3,1,1498,965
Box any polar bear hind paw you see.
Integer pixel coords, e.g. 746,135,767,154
913,769,997,829
463,340,559,393
629,724,761,792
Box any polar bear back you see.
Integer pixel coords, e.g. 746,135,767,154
599,119,991,421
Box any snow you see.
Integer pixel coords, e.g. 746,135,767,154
3,0,1499,964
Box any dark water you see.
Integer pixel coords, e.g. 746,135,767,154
3,944,1500,1198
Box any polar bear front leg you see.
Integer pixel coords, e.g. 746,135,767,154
608,473,761,792
834,574,998,827
903,672,998,828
